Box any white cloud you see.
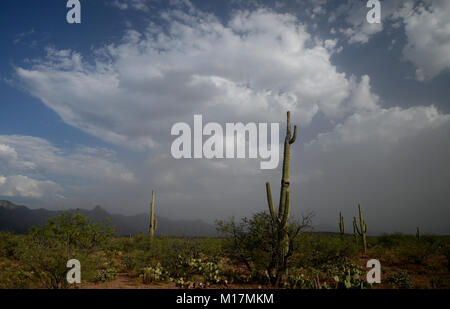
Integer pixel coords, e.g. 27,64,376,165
333,0,450,81
399,0,450,80
332,0,384,44
15,7,378,151
0,175,62,199
0,144,18,163
0,135,136,200
308,105,450,149
347,75,380,113
110,0,150,11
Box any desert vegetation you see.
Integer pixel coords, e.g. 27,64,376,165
0,112,448,289
0,212,449,289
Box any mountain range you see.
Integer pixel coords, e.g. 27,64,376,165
0,200,217,237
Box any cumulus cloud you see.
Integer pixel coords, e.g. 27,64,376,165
307,105,449,149
399,0,450,80
0,135,136,200
0,175,63,199
15,6,378,151
331,0,384,44
295,105,450,233
0,135,135,183
333,0,450,81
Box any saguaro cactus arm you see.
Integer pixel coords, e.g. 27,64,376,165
339,212,345,238
353,216,361,235
353,204,367,253
266,182,278,223
289,125,298,144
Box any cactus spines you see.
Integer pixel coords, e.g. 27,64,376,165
265,111,298,285
339,212,345,240
353,204,367,253
149,190,157,239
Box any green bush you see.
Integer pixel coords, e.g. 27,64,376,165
0,233,21,258
0,265,34,289
29,211,114,254
376,233,409,248
94,267,119,283
326,258,370,289
216,212,310,278
140,263,169,283
293,234,358,268
11,212,114,288
386,270,413,289
14,238,72,289
397,243,432,265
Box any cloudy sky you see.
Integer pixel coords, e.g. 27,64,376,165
0,0,449,234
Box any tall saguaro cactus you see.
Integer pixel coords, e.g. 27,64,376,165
266,111,298,285
149,190,157,239
339,212,345,240
353,204,367,253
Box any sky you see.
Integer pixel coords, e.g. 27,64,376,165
0,0,449,234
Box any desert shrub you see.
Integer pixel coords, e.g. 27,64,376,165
121,253,138,272
29,211,114,254
216,213,274,273
12,212,114,288
107,237,135,254
184,257,229,286
386,270,413,289
376,233,409,248
0,264,34,289
397,242,432,265
216,212,311,280
0,233,21,259
93,267,119,283
293,234,358,268
171,277,192,288
14,238,72,289
140,263,169,283
282,268,315,289
155,254,230,287
444,248,450,272
131,233,152,251
325,258,370,289
430,276,450,289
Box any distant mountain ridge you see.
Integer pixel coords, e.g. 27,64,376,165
0,200,217,237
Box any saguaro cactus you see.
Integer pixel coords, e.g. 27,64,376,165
266,111,298,285
339,212,345,240
149,190,157,239
353,204,367,253
416,227,420,241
